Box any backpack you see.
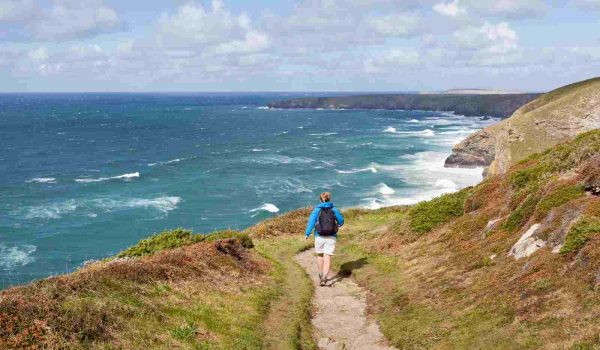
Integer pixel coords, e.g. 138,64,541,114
316,207,338,236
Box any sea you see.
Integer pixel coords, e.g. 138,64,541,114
0,93,498,289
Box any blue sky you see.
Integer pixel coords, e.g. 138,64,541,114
0,0,599,92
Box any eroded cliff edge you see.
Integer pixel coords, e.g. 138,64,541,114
445,77,600,175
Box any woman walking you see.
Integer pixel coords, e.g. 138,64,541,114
305,192,344,286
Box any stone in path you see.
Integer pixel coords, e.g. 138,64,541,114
295,250,396,350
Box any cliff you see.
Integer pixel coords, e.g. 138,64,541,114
446,77,600,174
267,93,540,118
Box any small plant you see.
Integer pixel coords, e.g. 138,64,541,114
408,188,471,234
502,194,540,233
536,184,585,217
171,321,199,340
560,216,600,254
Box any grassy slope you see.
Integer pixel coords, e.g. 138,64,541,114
487,77,600,174
333,130,600,349
0,227,316,350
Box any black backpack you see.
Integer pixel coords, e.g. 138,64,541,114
316,207,338,236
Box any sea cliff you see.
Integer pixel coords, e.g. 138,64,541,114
268,93,540,118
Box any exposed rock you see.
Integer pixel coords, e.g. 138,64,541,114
445,77,600,174
268,93,540,118
508,224,547,259
445,130,496,168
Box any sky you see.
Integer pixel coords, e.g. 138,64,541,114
0,0,599,92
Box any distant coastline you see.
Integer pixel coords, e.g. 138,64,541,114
268,93,541,118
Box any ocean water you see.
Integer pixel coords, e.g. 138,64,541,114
0,93,498,289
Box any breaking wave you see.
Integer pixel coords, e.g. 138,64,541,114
26,177,56,184
75,172,140,183
0,244,37,271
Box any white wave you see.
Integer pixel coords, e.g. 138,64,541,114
256,106,269,110
377,183,396,195
20,199,78,219
422,129,435,137
0,244,37,270
383,126,397,133
308,132,337,136
18,196,181,220
26,177,56,184
336,166,377,174
251,155,314,165
409,119,419,123
252,148,270,152
75,172,140,183
249,203,280,214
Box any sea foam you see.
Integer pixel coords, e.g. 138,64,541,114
249,203,280,213
75,172,140,183
26,177,57,184
0,244,37,270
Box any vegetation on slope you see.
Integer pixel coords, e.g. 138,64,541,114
0,225,315,350
332,130,600,349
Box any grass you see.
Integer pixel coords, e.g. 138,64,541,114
116,228,253,258
560,216,600,254
255,237,316,350
503,194,540,233
408,187,471,234
536,184,585,218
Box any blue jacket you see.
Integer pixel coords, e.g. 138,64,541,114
305,202,344,238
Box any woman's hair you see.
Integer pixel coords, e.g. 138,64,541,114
319,192,331,202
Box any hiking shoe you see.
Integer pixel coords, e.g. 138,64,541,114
319,275,327,287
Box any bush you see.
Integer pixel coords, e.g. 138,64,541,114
560,216,600,254
117,229,253,258
408,188,471,234
536,184,585,218
502,194,540,233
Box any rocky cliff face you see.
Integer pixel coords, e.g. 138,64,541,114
268,93,540,118
445,77,600,175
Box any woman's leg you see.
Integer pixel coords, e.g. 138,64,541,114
317,254,324,275
323,254,331,278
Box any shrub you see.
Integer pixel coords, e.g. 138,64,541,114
502,194,540,233
408,188,472,234
560,216,600,254
536,184,585,218
117,229,253,258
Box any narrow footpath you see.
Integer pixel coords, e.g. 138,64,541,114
295,250,395,350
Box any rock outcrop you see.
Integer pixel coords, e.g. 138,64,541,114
445,77,600,175
268,93,540,118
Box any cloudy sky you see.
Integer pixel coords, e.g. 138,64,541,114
0,0,599,92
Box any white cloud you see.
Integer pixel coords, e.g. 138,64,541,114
364,49,420,73
453,22,518,54
461,0,548,18
367,13,421,36
574,0,600,9
433,0,467,17
27,46,48,61
0,0,123,42
156,1,270,55
0,0,36,21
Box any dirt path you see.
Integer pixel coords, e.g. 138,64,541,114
295,250,395,350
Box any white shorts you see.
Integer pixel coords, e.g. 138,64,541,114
315,236,336,256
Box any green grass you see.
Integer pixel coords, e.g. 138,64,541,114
254,237,316,350
116,229,253,258
536,184,585,218
408,188,471,234
560,216,600,254
503,194,540,233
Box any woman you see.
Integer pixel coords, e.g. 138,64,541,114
304,192,345,286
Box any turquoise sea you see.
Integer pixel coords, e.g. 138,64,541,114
0,93,497,289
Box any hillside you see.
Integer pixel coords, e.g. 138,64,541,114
2,130,598,349
446,77,600,174
267,93,540,118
